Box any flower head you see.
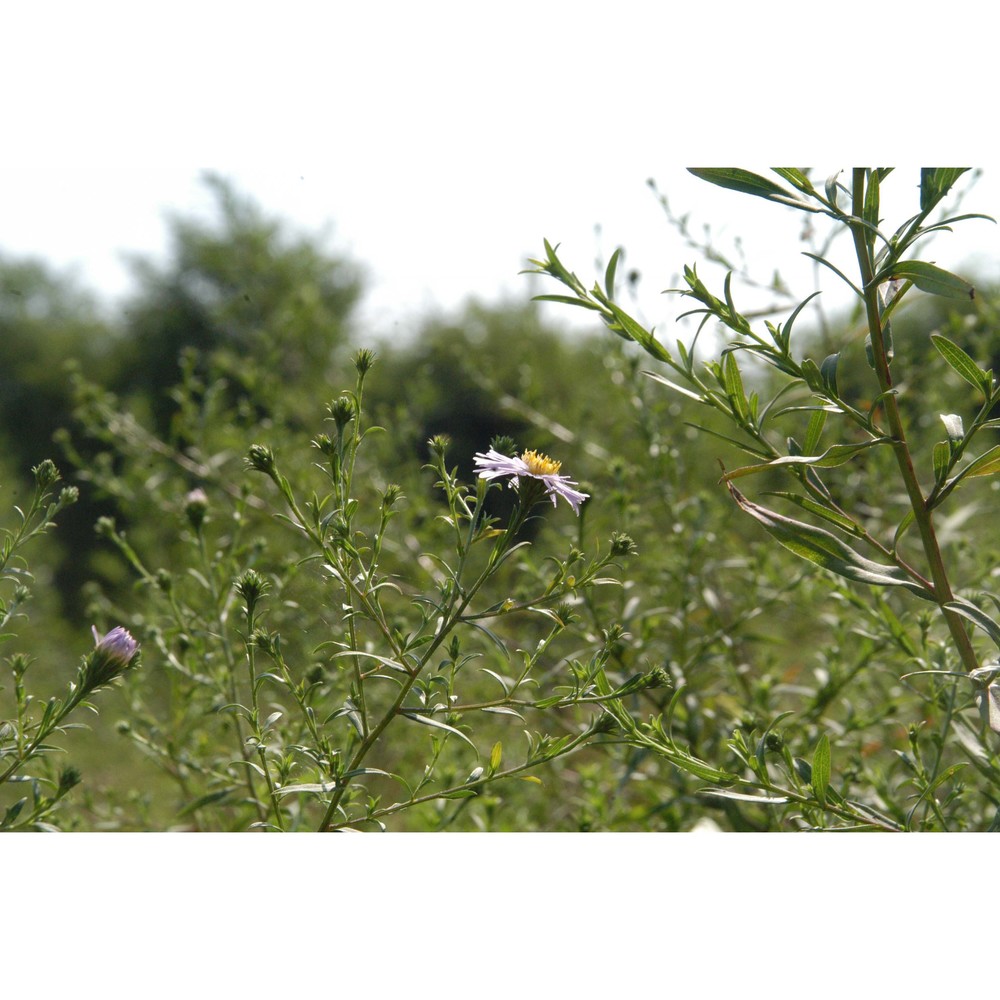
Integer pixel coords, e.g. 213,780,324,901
91,625,139,664
84,625,140,690
473,448,589,514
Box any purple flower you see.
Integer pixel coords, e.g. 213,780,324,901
473,448,589,514
86,626,140,687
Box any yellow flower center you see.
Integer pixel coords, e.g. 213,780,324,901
522,449,561,476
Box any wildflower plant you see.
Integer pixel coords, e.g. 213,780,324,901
0,461,139,829
72,348,649,830
530,168,1000,830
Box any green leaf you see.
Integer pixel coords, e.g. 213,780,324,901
800,358,825,393
812,734,831,807
688,168,810,210
402,712,479,752
803,410,827,456
882,260,974,300
722,350,748,421
644,371,704,403
920,168,969,213
944,597,1000,649
931,334,992,394
722,438,889,481
532,293,602,312
727,482,935,599
761,491,862,536
699,789,791,805
961,444,1000,480
604,247,623,299
932,440,951,483
819,353,840,396
863,170,880,243
175,788,237,818
480,706,525,720
603,301,671,363
772,168,816,196
984,684,1000,734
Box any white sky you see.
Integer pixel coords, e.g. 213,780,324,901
3,3,997,343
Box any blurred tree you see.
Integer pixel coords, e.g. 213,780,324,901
0,255,111,471
113,172,364,436
0,256,119,610
2,174,366,615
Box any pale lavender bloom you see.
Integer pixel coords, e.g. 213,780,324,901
91,625,140,667
83,625,139,690
473,448,589,514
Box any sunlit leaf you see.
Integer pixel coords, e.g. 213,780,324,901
931,334,992,393
722,438,889,481
728,482,935,599
699,789,791,804
402,712,478,752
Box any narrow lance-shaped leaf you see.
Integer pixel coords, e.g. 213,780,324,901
803,409,827,456
688,168,818,212
960,445,1000,480
944,597,1000,651
931,334,992,394
722,350,748,421
881,260,974,300
401,712,479,752
721,438,890,482
934,445,1000,507
812,734,831,807
772,167,816,197
727,483,936,599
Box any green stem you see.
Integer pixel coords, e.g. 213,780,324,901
849,169,980,676
325,728,598,830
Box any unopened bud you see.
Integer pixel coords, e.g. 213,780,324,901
32,460,60,490
184,488,209,530
245,444,277,475
83,625,140,690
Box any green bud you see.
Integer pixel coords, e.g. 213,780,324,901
610,531,637,557
381,484,404,509
235,570,269,611
428,434,451,459
183,488,209,530
245,444,277,475
490,435,517,456
312,433,335,456
250,628,279,656
32,460,60,490
327,396,356,430
353,348,376,375
590,713,618,735
95,516,117,538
